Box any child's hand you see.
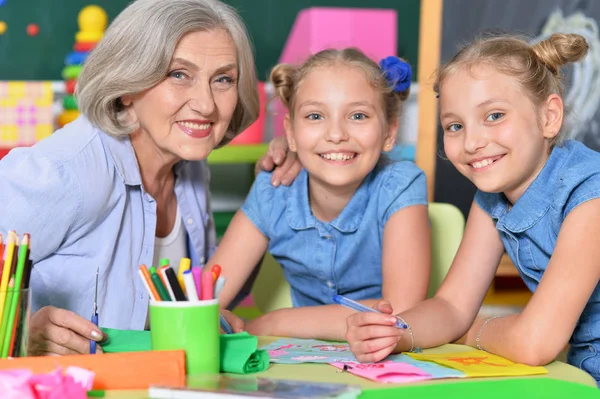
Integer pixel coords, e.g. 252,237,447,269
345,300,403,363
220,309,245,333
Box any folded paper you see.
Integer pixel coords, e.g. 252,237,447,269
407,350,548,377
100,328,151,353
102,328,268,374
0,350,185,390
220,332,269,374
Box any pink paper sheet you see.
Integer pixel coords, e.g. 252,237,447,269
0,366,93,399
330,361,433,384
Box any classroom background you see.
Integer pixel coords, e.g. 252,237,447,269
0,0,599,352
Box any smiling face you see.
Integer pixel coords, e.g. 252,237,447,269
284,64,397,192
121,29,239,162
439,64,559,203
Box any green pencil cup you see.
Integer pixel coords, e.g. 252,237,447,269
0,288,31,358
149,299,220,375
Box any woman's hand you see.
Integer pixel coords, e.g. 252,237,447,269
29,306,106,356
345,300,403,363
256,136,302,186
220,309,245,333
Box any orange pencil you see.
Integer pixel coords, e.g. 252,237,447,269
138,265,160,301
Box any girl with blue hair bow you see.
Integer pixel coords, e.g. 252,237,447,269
207,48,432,340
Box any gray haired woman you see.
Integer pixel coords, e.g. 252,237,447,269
0,0,299,355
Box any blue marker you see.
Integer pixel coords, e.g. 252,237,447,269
333,294,407,329
220,314,234,334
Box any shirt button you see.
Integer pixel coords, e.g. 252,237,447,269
187,218,194,225
327,281,334,288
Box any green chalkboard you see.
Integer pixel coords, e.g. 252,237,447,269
0,0,419,81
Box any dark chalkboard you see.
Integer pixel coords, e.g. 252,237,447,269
434,0,600,217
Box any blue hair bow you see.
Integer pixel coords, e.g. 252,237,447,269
379,56,412,93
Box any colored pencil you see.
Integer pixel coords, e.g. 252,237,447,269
137,268,157,301
138,265,159,301
2,234,29,357
149,267,171,301
0,232,16,329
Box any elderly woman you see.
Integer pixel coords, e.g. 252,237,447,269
0,0,299,356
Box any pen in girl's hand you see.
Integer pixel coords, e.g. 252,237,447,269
333,294,407,329
220,314,234,334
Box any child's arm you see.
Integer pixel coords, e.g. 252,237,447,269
245,303,372,339
207,210,269,309
244,204,431,340
346,201,505,362
381,204,431,313
462,198,600,365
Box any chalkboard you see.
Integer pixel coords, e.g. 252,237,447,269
0,0,420,81
434,0,600,217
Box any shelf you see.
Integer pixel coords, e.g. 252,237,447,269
207,143,268,164
0,144,270,165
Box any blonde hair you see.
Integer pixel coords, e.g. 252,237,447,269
270,48,410,125
76,0,259,147
434,33,589,144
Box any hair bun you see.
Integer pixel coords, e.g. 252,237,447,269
532,33,588,74
269,64,296,109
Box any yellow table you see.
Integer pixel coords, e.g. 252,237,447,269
104,337,596,398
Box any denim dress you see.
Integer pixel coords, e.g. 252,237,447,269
242,161,428,307
475,140,600,383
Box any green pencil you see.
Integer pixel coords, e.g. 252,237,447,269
149,267,171,301
1,234,29,357
0,278,14,356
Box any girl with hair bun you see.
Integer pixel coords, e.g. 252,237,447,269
346,33,600,384
209,48,431,340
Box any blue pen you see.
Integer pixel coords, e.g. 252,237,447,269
220,314,234,334
90,268,99,354
333,294,407,329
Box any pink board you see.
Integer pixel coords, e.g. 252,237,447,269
273,8,397,137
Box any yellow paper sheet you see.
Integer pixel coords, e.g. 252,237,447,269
407,350,548,377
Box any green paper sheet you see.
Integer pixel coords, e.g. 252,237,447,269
100,328,151,353
360,378,600,399
100,328,269,374
220,332,270,374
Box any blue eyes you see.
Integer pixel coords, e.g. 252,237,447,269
350,113,367,120
167,71,236,87
215,76,234,84
305,113,368,121
445,112,504,133
169,71,188,80
447,123,463,132
487,112,504,121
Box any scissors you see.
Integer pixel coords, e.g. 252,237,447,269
90,267,99,354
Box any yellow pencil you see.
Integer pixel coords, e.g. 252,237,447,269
177,258,191,295
0,232,16,327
